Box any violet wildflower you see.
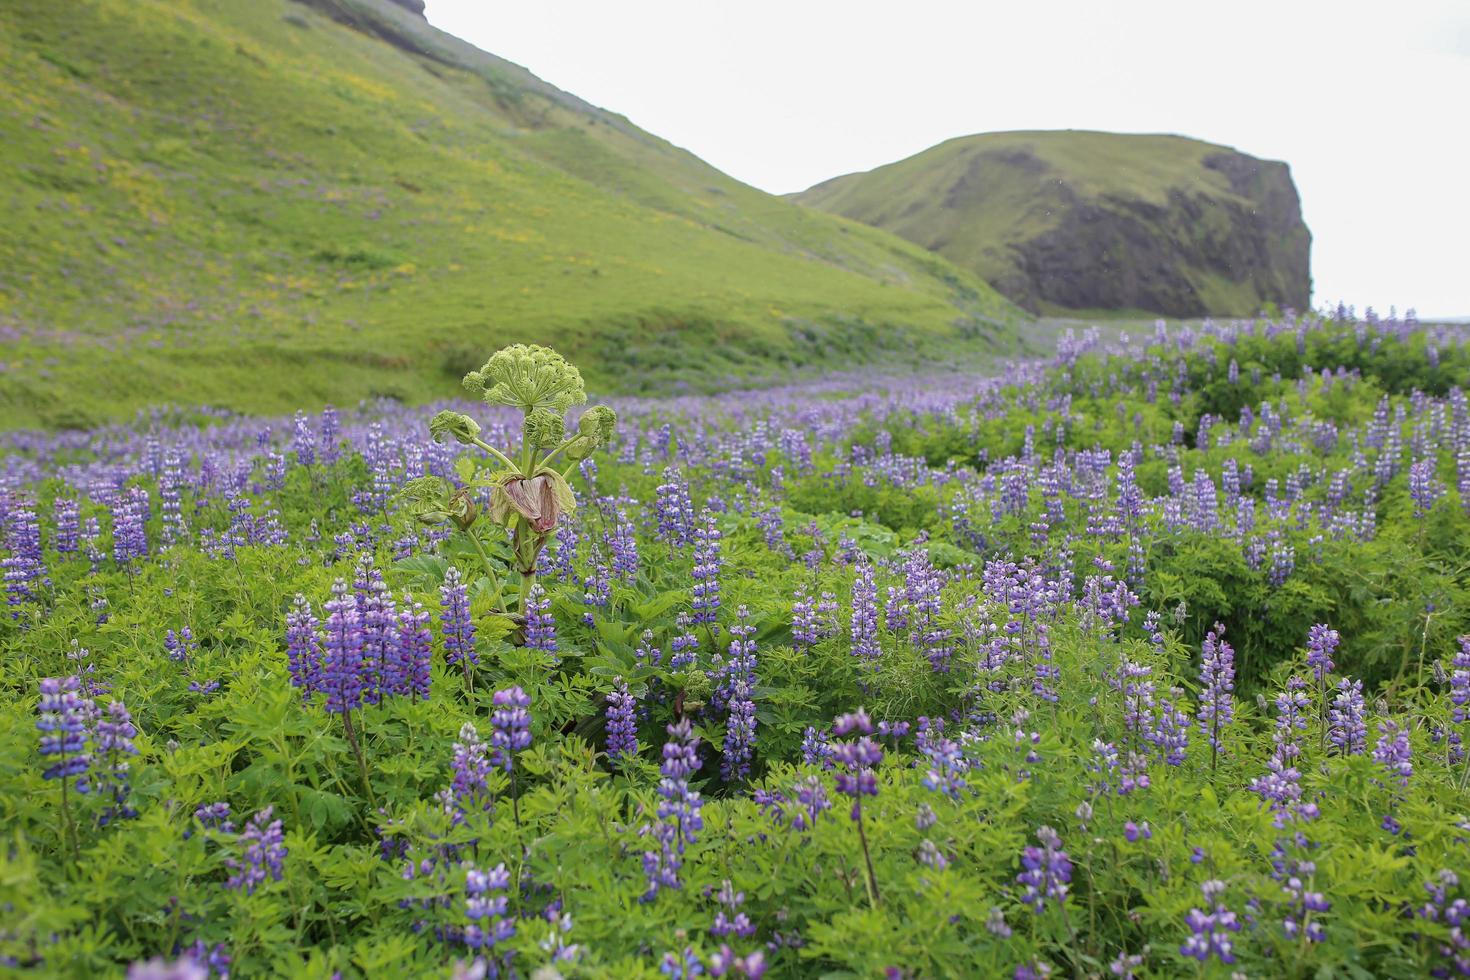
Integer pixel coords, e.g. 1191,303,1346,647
321,581,364,714
708,945,766,979
709,879,755,939
95,700,139,826
523,583,559,663
800,726,834,769
112,486,151,571
691,509,722,627
53,497,80,553
1373,719,1413,832
654,467,697,549
195,801,234,833
1180,879,1241,964
440,565,477,687
126,957,207,980
448,722,495,821
1250,677,1314,825
850,562,881,671
659,947,705,978
393,594,433,700
670,612,700,669
489,686,532,771
37,675,92,851
1328,678,1368,755
606,677,639,764
789,775,831,831
832,709,883,905
225,806,287,895
1016,825,1072,913
461,863,516,972
641,719,703,901
284,596,322,698
1305,623,1339,682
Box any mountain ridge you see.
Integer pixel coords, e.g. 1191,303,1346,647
792,129,1311,318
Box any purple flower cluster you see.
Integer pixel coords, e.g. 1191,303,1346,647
691,509,722,627
1016,825,1072,913
641,720,703,901
37,676,92,790
606,677,639,764
489,687,532,773
1180,879,1241,964
225,806,287,895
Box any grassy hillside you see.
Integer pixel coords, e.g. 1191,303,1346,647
793,130,1310,319
0,0,1019,428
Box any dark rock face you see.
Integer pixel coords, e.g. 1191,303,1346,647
1000,153,1310,316
796,134,1313,318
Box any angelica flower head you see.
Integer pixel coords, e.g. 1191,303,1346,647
463,344,587,414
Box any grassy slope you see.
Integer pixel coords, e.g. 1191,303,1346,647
0,0,1019,428
792,130,1284,317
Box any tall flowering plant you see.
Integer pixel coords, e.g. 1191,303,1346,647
404,345,616,633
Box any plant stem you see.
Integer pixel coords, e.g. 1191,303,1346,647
340,710,378,812
469,437,519,473
853,802,880,907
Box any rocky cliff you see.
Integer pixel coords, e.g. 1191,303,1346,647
794,131,1311,317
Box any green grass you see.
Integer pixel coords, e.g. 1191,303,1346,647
792,129,1307,318
0,0,1021,428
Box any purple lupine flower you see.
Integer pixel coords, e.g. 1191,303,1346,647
1197,624,1234,770
461,863,516,968
1279,858,1330,942
54,497,80,554
659,947,705,978
195,802,234,833
801,726,834,769
37,676,91,791
126,956,208,980
4,502,49,614
320,581,365,714
1250,677,1315,825
608,504,640,582
721,680,756,783
850,562,881,671
394,594,432,700
1328,678,1368,755
1448,636,1470,727
1409,458,1445,517
285,596,322,697
291,411,316,466
489,687,532,772
670,613,700,669
159,451,187,547
606,677,639,764
691,509,722,627
708,945,766,979
165,627,198,666
581,563,610,621
1373,719,1413,788
83,515,104,572
832,710,882,809
1180,880,1241,964
524,583,559,663
708,879,755,939
789,775,831,832
112,486,150,569
95,700,139,826
1305,623,1339,683
225,806,287,895
654,468,696,549
354,556,395,705
1417,869,1470,976
448,722,494,820
440,565,477,671
319,405,340,465
1016,825,1072,913
641,719,703,901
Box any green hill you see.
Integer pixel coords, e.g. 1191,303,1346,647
0,0,1019,428
793,130,1311,319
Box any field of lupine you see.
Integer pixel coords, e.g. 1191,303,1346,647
4,314,1470,978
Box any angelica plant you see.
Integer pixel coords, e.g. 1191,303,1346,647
410,344,616,633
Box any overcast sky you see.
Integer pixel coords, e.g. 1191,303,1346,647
425,0,1470,317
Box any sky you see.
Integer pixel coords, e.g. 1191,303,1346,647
425,0,1470,317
